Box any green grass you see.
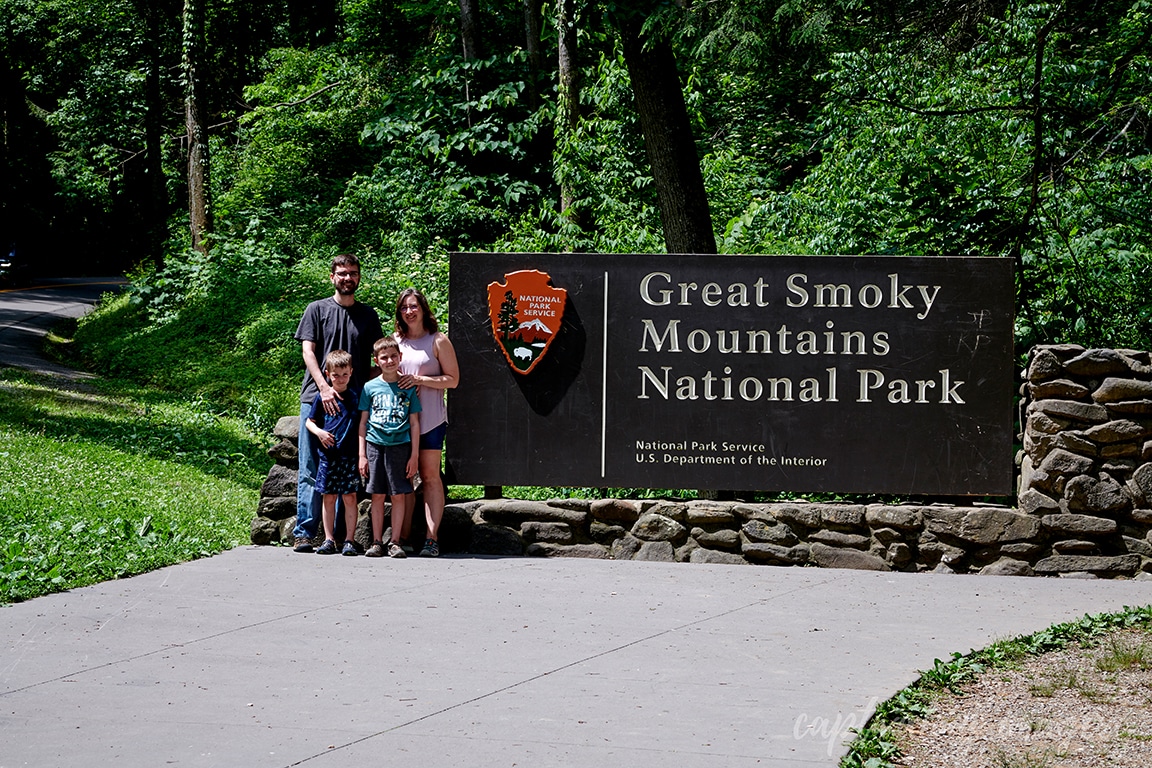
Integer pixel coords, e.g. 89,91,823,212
0,368,269,604
993,747,1056,768
1095,632,1152,672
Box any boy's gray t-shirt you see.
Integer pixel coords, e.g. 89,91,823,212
295,297,384,404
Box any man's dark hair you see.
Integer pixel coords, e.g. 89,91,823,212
331,253,360,273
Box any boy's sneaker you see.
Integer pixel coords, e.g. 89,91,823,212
419,539,439,558
387,541,407,559
293,537,314,553
341,541,359,557
365,541,385,558
315,539,338,555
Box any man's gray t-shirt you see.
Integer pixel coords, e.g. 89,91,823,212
295,297,384,404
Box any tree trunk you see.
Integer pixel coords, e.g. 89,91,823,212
619,19,716,255
557,0,580,219
142,2,168,267
459,0,479,127
524,0,543,109
182,0,211,255
459,0,479,61
0,38,10,248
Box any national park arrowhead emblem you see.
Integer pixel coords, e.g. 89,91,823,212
487,269,567,375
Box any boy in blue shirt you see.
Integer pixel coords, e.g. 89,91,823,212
358,336,422,558
305,350,362,556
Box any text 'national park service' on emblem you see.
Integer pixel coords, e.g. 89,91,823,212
487,269,567,375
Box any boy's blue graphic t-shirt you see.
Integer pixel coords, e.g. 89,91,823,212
359,377,421,446
307,387,360,458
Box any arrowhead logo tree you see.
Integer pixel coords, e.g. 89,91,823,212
486,269,567,374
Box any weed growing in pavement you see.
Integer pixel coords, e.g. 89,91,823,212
1026,665,1098,699
993,746,1056,768
1095,632,1152,673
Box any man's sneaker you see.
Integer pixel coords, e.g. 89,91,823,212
341,541,358,557
315,539,338,555
387,541,407,559
293,537,314,553
365,541,385,558
419,539,440,558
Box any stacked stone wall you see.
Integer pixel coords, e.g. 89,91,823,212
1017,344,1152,577
431,498,1047,575
249,345,1152,578
250,416,303,546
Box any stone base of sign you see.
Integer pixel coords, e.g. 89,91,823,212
420,498,1148,577
251,492,1152,577
250,344,1152,578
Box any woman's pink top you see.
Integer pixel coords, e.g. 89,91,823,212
398,331,447,434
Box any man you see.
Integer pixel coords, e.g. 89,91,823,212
293,254,384,552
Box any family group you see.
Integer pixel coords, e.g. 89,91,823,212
292,254,459,559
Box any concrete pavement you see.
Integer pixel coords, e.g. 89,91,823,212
3,546,1151,767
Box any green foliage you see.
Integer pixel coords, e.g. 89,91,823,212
839,725,900,768
918,652,986,693
720,1,1152,351
26,0,1152,431
547,50,665,251
355,49,553,255
0,439,254,604
451,486,702,502
213,46,395,259
871,687,933,724
17,0,152,204
72,235,301,432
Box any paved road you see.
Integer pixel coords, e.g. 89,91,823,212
2,547,1151,767
0,277,125,378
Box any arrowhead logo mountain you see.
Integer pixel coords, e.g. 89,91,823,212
487,269,567,375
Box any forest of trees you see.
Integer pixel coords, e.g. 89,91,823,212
3,0,1151,423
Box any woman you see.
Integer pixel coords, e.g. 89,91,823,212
395,287,459,557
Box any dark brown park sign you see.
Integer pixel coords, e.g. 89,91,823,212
447,253,1015,495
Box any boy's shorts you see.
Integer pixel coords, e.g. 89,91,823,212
363,441,415,495
316,453,360,495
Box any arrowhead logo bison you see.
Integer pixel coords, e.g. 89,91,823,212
487,270,567,375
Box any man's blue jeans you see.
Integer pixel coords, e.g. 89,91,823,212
294,403,349,541
293,404,321,540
